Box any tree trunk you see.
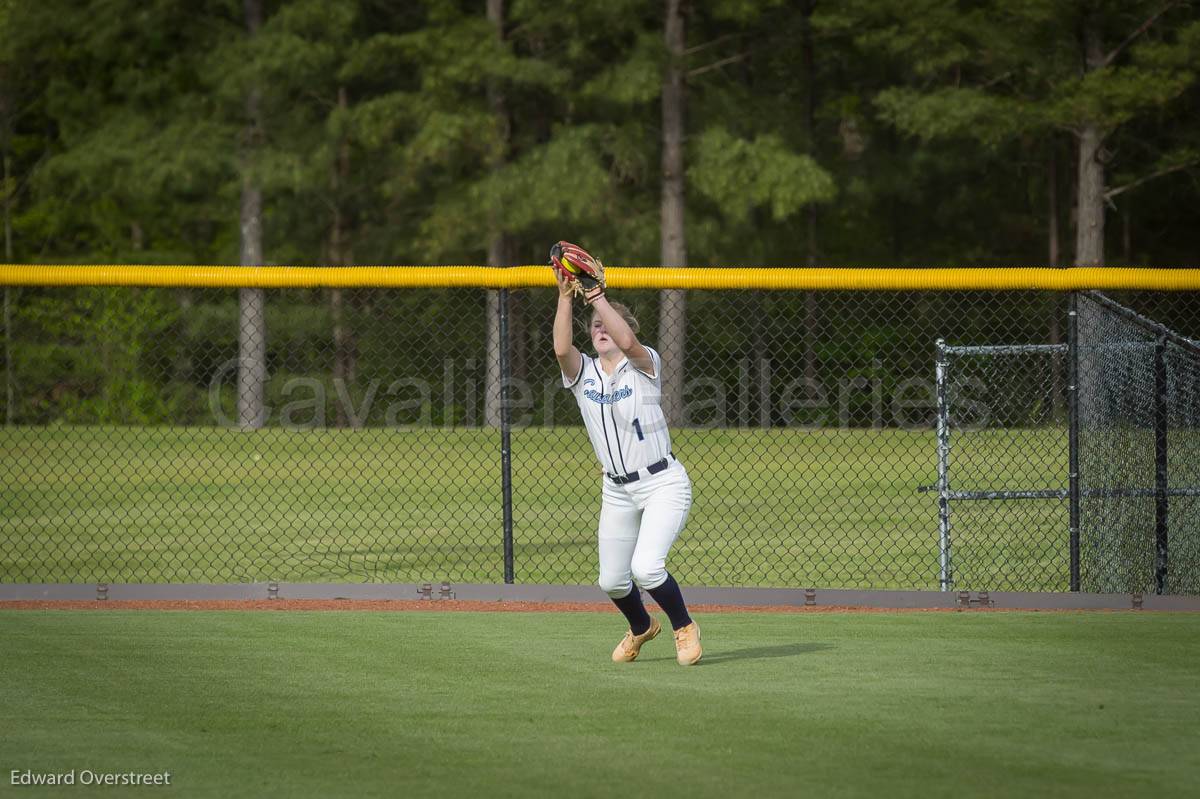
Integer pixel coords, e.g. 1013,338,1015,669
237,0,267,430
2,285,10,426
174,287,193,391
1048,143,1060,269
485,234,515,428
484,0,512,428
801,0,818,389
330,286,350,425
509,289,527,390
1074,18,1106,268
658,0,687,426
751,303,769,427
330,86,357,427
2,79,14,424
1047,141,1063,417
1122,204,1131,264
1075,122,1106,267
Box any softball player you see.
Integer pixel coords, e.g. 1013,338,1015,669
552,266,702,666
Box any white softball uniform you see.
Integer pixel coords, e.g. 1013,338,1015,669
563,347,693,597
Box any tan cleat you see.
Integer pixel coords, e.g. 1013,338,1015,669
612,616,662,662
673,622,702,666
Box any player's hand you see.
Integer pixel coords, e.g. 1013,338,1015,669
555,266,574,300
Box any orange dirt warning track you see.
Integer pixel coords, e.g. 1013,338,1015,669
0,599,1126,613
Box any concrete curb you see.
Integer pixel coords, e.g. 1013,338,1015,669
2,583,1196,610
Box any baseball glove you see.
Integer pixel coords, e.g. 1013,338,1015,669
550,241,606,304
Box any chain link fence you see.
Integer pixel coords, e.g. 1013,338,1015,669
1076,292,1200,595
936,291,1200,594
2,281,1197,591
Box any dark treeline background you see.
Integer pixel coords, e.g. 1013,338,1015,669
1,0,1198,426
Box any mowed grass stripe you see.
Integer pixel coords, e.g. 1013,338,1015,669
0,610,1196,798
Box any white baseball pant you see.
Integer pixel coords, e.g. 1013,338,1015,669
597,459,693,597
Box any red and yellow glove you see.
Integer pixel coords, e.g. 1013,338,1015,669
550,241,606,305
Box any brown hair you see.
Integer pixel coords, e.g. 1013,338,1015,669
589,301,640,334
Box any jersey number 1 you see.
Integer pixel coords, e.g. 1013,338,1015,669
632,418,644,441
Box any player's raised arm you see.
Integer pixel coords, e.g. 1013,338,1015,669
550,239,655,378
552,268,582,381
589,295,654,377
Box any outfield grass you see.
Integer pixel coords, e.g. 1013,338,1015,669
1,425,1069,589
1,609,1196,797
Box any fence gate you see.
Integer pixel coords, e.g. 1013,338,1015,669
936,291,1200,595
935,340,1070,592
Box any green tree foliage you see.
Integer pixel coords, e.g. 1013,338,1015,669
846,0,1200,265
2,0,1194,268
689,128,834,224
19,0,235,263
1,0,1198,424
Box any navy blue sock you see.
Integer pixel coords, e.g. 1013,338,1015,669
611,588,652,635
647,574,693,631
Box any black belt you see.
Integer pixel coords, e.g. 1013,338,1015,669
607,453,674,485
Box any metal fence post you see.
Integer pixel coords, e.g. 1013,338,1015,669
935,338,951,591
498,288,515,584
1154,334,1169,595
1067,292,1081,591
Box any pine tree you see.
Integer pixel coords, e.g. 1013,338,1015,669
852,0,1200,266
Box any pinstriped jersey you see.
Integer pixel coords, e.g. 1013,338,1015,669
563,347,671,475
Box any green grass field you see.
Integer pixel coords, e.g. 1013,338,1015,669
1,425,1070,589
1,609,1196,797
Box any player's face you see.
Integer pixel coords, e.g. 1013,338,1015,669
590,316,617,355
